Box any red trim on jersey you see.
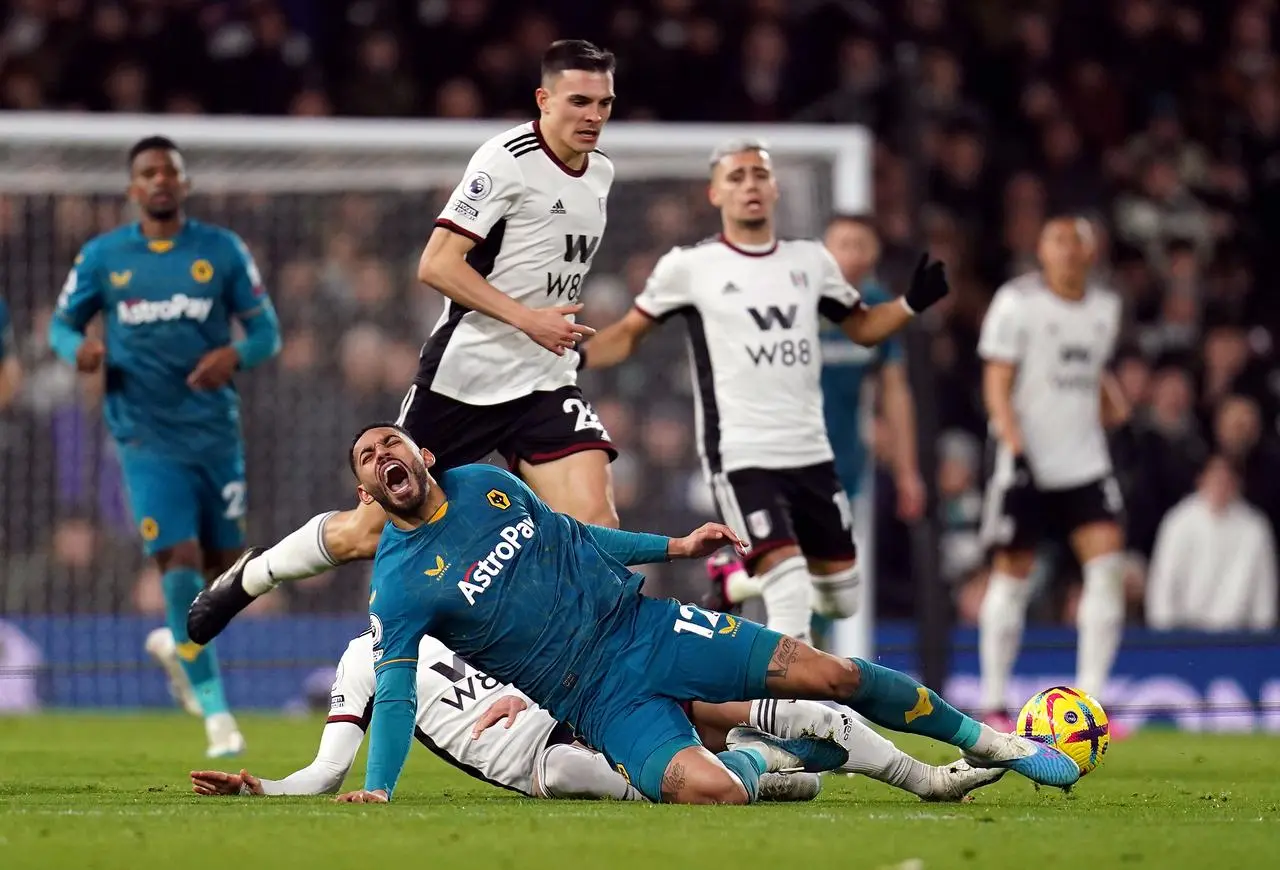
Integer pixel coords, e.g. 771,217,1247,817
718,234,778,257
509,440,617,469
435,218,484,244
533,120,589,178
326,714,368,729
633,303,659,321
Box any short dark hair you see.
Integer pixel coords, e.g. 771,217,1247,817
128,135,181,168
541,39,615,79
348,421,417,477
827,213,880,236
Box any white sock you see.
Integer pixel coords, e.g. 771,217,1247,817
242,512,342,597
535,743,646,801
750,699,935,798
1076,552,1126,701
810,564,860,618
759,556,813,641
204,711,238,740
978,572,1033,713
725,569,763,604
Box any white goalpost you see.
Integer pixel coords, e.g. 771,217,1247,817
0,114,877,698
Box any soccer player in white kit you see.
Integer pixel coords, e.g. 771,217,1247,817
189,40,626,646
976,216,1130,728
578,140,950,643
188,632,1004,802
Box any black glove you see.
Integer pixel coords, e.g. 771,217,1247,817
903,253,950,313
1001,453,1037,523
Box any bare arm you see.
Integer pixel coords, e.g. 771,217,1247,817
839,299,913,347
1099,371,1131,429
0,356,20,409
983,360,1023,456
880,362,920,481
418,228,590,355
582,308,658,370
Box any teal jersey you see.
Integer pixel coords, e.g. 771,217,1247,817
52,219,274,459
370,464,662,730
819,280,902,494
0,297,11,360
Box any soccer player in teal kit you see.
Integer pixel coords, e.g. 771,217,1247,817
49,136,280,756
335,423,1079,805
0,295,20,408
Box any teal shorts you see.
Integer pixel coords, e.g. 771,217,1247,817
119,445,247,556
577,595,783,801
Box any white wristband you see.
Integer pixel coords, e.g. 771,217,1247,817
899,296,916,315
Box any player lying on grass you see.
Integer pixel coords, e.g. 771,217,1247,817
274,423,1079,804
190,632,1004,803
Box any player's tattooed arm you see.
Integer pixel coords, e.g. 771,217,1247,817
660,762,688,802
765,636,801,679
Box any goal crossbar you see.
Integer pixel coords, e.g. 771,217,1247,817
0,113,872,209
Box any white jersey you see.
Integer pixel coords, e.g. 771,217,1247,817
634,236,863,474
977,272,1122,489
328,633,561,796
423,120,614,405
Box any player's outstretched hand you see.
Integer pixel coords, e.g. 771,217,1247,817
471,694,529,739
904,253,950,313
335,789,389,804
188,346,240,390
75,337,106,373
668,522,747,560
190,768,263,796
518,303,595,355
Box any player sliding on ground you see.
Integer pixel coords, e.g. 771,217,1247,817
189,626,1005,802
187,40,626,647
293,423,1079,805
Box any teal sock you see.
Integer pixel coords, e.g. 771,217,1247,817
717,748,765,803
847,657,982,750
161,568,229,716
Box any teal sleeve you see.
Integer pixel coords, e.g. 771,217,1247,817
49,316,85,366
363,663,417,797
0,300,12,360
233,303,281,370
581,522,670,566
50,247,104,361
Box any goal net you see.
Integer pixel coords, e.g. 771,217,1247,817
0,114,872,709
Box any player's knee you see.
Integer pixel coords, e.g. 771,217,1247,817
156,541,202,573
671,767,749,805
816,652,862,698
992,549,1036,579
325,509,381,562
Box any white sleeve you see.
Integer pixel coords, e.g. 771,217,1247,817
326,640,376,726
435,143,525,242
815,246,863,322
258,721,364,796
977,287,1027,363
634,248,693,322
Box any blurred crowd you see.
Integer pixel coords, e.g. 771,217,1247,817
1,0,1278,633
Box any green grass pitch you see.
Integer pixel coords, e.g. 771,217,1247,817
1,714,1277,869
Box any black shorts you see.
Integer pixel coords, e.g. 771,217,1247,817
710,461,858,564
979,467,1124,552
396,383,617,472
